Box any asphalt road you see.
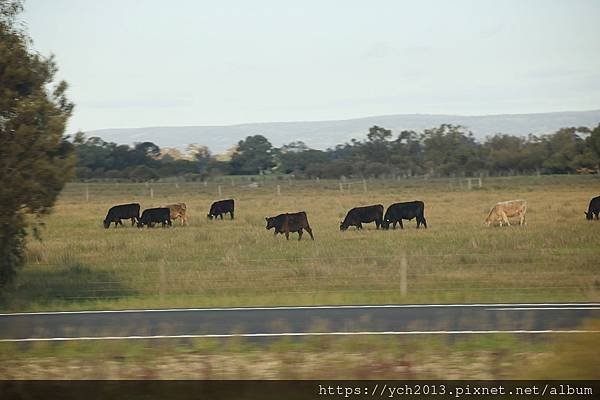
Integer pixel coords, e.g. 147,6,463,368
1,303,599,341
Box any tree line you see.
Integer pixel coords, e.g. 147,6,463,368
72,123,600,181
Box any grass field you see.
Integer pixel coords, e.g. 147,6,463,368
2,175,599,312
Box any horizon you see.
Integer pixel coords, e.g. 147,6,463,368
87,108,600,132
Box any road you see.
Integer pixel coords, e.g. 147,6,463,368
1,303,599,342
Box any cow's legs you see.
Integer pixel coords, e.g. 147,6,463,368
422,217,427,228
305,226,314,240
519,213,526,226
595,211,599,220
399,220,404,229
501,211,510,226
357,222,363,230
392,221,397,229
230,211,234,219
220,213,224,220
298,229,303,240
285,231,290,240
131,217,136,226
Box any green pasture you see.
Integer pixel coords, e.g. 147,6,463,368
2,175,599,312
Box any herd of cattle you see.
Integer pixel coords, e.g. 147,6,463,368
103,195,600,240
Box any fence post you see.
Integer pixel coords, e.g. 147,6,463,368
159,261,166,302
218,185,222,197
362,179,367,193
339,182,343,193
85,184,89,202
150,187,154,199
467,178,472,190
231,178,235,187
478,177,482,188
400,252,408,297
203,180,208,187
277,184,281,196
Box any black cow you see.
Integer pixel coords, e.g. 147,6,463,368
207,199,235,220
265,211,314,240
585,195,600,220
339,204,384,231
382,201,427,229
137,207,172,228
103,203,140,229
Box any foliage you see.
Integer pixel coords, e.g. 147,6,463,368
229,135,275,175
0,0,75,285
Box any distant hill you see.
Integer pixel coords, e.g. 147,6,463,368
86,109,600,154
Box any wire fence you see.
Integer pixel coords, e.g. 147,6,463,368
16,249,600,302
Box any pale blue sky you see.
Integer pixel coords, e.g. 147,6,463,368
22,0,600,133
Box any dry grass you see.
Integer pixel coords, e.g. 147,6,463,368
3,175,599,311
1,329,598,379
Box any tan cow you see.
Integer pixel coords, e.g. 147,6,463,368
484,199,527,227
165,202,187,226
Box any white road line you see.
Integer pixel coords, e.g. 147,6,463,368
1,303,599,317
1,330,598,342
488,307,600,311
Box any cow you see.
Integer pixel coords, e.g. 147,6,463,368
265,211,314,240
585,195,600,220
137,207,172,228
339,204,384,231
103,203,140,229
484,199,527,227
382,201,427,230
207,199,234,220
165,202,187,226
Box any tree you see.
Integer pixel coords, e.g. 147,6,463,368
421,124,482,176
275,141,329,174
230,135,275,175
542,128,589,173
0,0,75,286
585,124,600,171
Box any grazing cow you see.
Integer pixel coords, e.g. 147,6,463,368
103,203,140,229
265,211,314,240
207,199,235,220
339,204,384,231
137,207,172,228
382,201,427,230
585,195,600,220
165,202,187,226
484,199,527,227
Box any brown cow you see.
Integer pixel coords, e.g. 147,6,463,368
265,211,314,240
484,199,527,227
165,202,187,226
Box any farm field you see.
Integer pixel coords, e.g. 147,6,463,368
2,175,600,312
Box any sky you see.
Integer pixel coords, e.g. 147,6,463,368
22,0,600,134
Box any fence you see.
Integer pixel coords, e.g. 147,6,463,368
18,249,598,302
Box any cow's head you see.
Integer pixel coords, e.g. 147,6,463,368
339,220,349,231
136,220,145,228
103,219,110,229
265,217,276,230
585,211,592,220
381,219,390,230
207,214,213,220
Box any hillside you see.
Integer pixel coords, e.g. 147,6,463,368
86,109,600,153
